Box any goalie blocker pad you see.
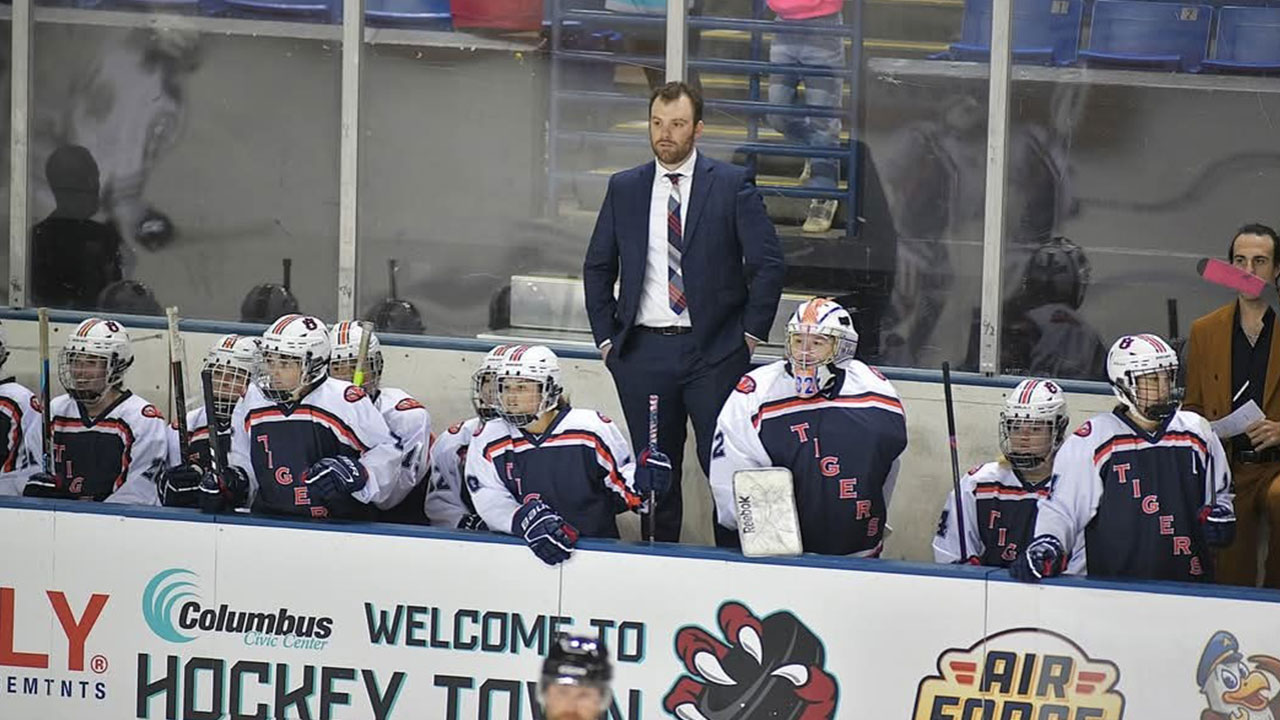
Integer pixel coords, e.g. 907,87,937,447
733,468,802,557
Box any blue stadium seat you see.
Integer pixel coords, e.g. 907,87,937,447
366,0,451,26
221,0,333,20
1203,5,1280,73
939,0,1085,66
1079,0,1213,72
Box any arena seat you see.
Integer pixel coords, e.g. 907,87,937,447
1078,0,1213,72
938,0,1084,66
1202,5,1280,73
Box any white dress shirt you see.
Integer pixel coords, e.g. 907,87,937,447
636,149,696,329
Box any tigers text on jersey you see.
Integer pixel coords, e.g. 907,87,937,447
426,417,482,528
1036,409,1232,581
467,407,642,538
373,386,432,518
710,359,908,556
229,378,403,519
933,461,1054,567
166,406,226,470
47,391,168,504
0,379,44,496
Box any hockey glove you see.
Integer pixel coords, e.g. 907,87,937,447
457,513,488,531
23,472,76,500
199,467,249,514
1011,534,1067,583
512,498,579,566
158,465,204,508
303,457,369,506
1199,505,1236,548
634,447,673,496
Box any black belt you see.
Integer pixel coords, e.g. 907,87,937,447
638,325,692,335
1233,447,1280,464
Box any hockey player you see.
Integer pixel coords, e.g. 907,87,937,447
424,345,514,530
0,327,45,496
709,298,908,556
933,378,1069,566
327,321,431,523
539,634,614,720
199,314,403,519
1013,333,1235,583
467,345,668,565
23,318,167,504
157,334,260,507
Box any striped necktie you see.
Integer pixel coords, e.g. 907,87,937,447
666,173,687,315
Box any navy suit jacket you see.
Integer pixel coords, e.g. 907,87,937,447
582,154,785,363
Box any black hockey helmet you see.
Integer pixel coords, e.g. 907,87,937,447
365,258,424,334
1022,235,1091,309
97,280,162,316
541,634,612,693
241,258,299,324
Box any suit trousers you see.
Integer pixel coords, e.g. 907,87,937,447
1215,460,1280,588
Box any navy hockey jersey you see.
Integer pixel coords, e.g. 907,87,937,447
0,378,45,496
1036,409,1232,581
46,391,168,504
229,379,403,519
426,417,483,528
933,461,1054,567
710,359,907,556
468,407,642,538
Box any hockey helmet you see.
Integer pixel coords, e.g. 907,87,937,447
472,345,517,422
1000,378,1069,471
495,345,563,428
258,314,330,402
97,280,163,316
240,283,299,324
203,334,261,425
59,318,134,404
539,634,612,718
1023,236,1091,310
785,298,859,398
1107,333,1181,423
328,321,384,397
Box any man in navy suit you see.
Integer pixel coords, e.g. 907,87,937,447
583,81,785,543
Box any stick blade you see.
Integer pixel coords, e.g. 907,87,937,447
1199,257,1266,297
733,468,802,557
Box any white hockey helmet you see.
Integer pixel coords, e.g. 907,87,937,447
785,298,859,398
1107,333,1181,423
203,334,261,424
472,345,517,421
495,345,563,428
1000,378,1070,471
59,318,134,404
258,314,330,402
328,321,384,396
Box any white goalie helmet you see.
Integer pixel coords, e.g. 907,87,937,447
495,345,563,428
472,345,517,421
785,298,859,398
328,321,384,396
258,314,330,402
203,334,261,424
1000,378,1070,471
59,318,134,404
1107,333,1182,423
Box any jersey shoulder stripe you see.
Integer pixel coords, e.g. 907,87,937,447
245,405,369,453
751,391,904,428
1092,430,1207,467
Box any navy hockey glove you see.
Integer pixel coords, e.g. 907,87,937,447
512,498,579,566
23,472,75,500
457,513,488,531
634,448,673,496
303,457,369,506
158,465,204,508
1199,505,1236,548
1011,535,1067,583
199,467,249,514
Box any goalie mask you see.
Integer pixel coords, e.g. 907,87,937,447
258,314,330,402
1000,378,1069,471
495,345,563,429
203,334,261,427
539,634,612,720
59,318,134,404
1107,333,1182,424
328,321,384,398
472,345,516,421
785,298,859,398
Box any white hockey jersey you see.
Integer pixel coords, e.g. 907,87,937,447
426,417,483,528
373,386,432,510
45,391,168,505
229,378,403,519
710,359,907,556
467,407,642,538
932,460,1054,567
0,379,45,496
1036,409,1232,581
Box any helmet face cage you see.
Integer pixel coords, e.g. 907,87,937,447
58,348,123,404
496,375,560,428
329,351,384,394
258,316,330,402
258,350,327,402
999,414,1067,470
470,368,500,421
1122,366,1181,422
328,322,383,395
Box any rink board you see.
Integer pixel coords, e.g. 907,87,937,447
1,500,1279,720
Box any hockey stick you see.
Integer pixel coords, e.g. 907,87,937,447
352,321,373,388
282,257,292,295
201,368,229,477
166,307,192,463
1198,257,1266,298
641,394,659,542
1167,298,1179,343
37,308,52,474
941,362,969,561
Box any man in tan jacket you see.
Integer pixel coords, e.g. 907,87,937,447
1184,223,1280,588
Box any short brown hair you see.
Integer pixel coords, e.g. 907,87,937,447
649,81,703,125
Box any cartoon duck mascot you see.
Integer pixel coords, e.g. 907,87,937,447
1200,631,1280,720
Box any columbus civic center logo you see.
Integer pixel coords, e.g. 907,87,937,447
142,568,199,643
664,601,839,719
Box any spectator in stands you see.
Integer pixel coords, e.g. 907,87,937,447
30,145,125,311
1184,223,1280,589
583,81,784,544
765,0,846,234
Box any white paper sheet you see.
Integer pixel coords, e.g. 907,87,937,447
1210,400,1266,439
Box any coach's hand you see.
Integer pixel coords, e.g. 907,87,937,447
1246,419,1280,451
